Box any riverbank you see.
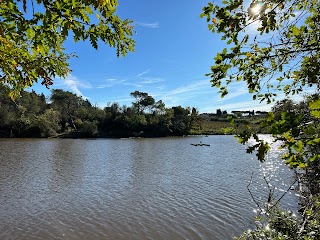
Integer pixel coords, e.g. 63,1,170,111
0,118,265,138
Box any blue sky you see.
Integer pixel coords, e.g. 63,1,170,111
30,0,298,113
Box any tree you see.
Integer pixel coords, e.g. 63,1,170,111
171,106,191,135
130,91,155,113
0,0,135,97
272,98,296,120
201,0,320,238
36,108,61,137
50,89,82,130
201,0,319,102
152,100,166,115
201,0,320,175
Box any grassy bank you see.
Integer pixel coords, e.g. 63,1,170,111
190,116,266,135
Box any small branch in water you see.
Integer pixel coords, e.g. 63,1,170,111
248,171,298,216
247,172,263,212
263,175,275,210
269,179,297,211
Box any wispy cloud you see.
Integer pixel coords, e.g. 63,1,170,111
216,82,248,103
96,71,165,89
123,82,143,88
126,70,166,89
135,21,160,29
152,79,212,107
137,69,151,77
140,77,164,84
55,74,91,99
97,84,113,89
202,100,272,113
97,78,126,89
105,78,118,82
167,80,210,95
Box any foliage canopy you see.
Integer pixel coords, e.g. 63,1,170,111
0,0,135,97
201,0,319,101
201,0,320,238
201,0,320,169
0,86,195,138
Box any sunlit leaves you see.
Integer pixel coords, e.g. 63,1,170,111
201,0,320,174
0,0,135,97
309,100,320,118
310,99,320,110
201,0,320,102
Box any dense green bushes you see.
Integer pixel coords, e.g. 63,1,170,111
0,87,195,138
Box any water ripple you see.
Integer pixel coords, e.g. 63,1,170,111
0,136,298,239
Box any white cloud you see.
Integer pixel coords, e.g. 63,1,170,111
123,82,143,88
135,21,160,29
137,69,151,77
140,77,164,84
200,88,316,114
105,78,119,82
166,80,210,95
216,82,248,103
97,79,126,89
201,100,272,113
136,69,165,85
55,74,91,99
150,79,212,107
97,84,113,89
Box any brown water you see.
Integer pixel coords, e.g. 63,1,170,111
0,136,297,239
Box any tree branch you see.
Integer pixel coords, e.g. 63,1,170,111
247,172,263,212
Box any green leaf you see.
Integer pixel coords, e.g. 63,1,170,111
227,116,235,126
26,28,35,39
215,53,223,62
0,0,135,97
291,26,300,36
293,140,303,153
311,110,320,118
310,155,320,162
313,138,320,144
306,125,317,135
309,100,320,110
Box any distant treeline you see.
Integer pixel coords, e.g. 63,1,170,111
0,86,199,138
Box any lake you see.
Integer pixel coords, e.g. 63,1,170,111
0,136,298,239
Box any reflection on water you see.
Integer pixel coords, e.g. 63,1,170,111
0,136,297,240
